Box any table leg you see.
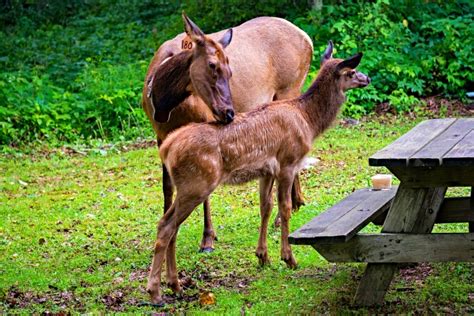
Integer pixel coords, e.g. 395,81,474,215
469,187,474,233
354,184,447,306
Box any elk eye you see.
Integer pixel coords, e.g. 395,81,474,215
347,70,355,78
208,62,216,70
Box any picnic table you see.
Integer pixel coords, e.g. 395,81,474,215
289,118,474,306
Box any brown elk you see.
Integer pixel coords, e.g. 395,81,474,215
142,14,313,252
146,41,371,304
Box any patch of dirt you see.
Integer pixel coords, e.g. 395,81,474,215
398,263,434,284
375,96,473,117
101,288,141,312
3,286,83,311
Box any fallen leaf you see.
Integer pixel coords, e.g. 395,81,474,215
199,291,216,305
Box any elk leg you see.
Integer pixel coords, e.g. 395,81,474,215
148,194,204,304
162,163,174,213
165,231,181,294
146,203,176,305
291,174,305,211
256,176,274,266
199,198,217,252
274,174,305,227
277,172,297,269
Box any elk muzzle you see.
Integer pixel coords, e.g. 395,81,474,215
356,72,371,87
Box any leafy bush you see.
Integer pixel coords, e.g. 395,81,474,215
294,0,473,117
0,0,472,146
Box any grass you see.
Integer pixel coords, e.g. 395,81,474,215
1,116,473,314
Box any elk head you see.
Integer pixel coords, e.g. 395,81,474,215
183,13,234,123
320,40,371,91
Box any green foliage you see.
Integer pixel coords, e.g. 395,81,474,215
0,0,472,146
295,0,473,118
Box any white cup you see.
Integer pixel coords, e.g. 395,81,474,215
371,174,392,190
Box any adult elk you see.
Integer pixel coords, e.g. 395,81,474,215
146,41,371,304
142,14,313,251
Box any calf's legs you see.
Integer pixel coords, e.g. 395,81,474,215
277,172,297,268
162,160,216,252
256,176,274,265
200,199,217,252
147,193,207,304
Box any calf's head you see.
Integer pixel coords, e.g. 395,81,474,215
320,41,371,91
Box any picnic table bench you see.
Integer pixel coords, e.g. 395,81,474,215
289,118,474,306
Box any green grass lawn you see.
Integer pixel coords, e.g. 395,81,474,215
1,116,473,314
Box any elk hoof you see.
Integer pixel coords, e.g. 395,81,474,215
146,287,164,307
283,256,297,269
167,281,182,294
138,300,165,308
291,199,305,212
199,247,214,253
256,253,270,266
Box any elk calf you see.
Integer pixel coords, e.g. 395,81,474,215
146,41,371,305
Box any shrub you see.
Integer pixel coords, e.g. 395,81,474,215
0,0,472,146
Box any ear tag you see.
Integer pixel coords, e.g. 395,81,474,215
181,35,193,50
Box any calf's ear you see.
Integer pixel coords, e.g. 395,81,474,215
336,53,363,73
320,40,334,66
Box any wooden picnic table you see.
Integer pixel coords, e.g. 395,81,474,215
289,118,474,306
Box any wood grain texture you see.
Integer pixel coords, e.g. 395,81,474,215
313,233,474,262
388,166,474,187
443,129,474,167
289,188,396,244
369,119,456,167
353,185,446,306
409,119,474,167
437,197,474,223
373,197,474,225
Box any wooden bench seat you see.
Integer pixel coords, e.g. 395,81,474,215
289,187,397,245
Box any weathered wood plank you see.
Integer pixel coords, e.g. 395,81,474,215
289,188,396,244
369,119,456,167
309,190,395,243
388,166,474,187
408,119,474,167
373,197,473,225
288,189,368,241
442,129,474,167
437,197,474,223
354,185,446,306
313,233,474,262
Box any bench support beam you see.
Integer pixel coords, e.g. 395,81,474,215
353,185,446,306
313,233,474,263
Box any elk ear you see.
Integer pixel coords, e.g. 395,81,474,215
182,12,204,43
320,40,334,65
149,55,192,123
336,53,363,73
219,28,233,49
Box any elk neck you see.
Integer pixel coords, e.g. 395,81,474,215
298,70,346,139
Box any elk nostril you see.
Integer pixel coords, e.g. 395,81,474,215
367,77,371,84
226,109,234,123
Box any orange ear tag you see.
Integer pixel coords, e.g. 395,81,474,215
181,35,194,50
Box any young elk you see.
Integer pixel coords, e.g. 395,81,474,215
146,41,370,305
143,14,313,252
